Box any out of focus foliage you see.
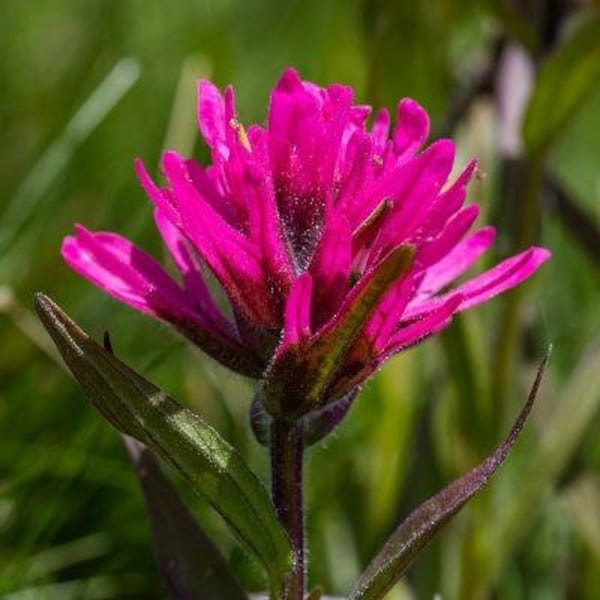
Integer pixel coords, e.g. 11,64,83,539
1,1,599,598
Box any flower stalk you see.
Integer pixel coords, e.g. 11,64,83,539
271,419,305,599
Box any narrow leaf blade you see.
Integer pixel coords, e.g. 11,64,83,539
35,293,293,585
350,349,550,600
123,436,248,600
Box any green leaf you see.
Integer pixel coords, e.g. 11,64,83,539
523,14,600,153
34,293,293,588
0,58,140,264
349,349,550,600
123,436,248,600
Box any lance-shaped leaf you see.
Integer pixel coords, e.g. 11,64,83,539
263,245,414,418
350,349,550,600
123,435,248,600
35,293,293,587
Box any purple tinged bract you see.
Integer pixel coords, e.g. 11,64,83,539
62,68,550,407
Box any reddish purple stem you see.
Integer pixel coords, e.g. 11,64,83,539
271,420,305,599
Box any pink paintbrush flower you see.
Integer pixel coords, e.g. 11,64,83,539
62,68,549,415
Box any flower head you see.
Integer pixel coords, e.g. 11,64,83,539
63,68,549,416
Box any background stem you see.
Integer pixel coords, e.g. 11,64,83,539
271,420,305,599
493,151,545,413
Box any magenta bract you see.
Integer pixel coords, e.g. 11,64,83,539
62,68,549,411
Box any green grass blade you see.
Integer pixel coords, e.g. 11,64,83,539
0,58,140,259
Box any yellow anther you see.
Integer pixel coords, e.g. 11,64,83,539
229,118,251,151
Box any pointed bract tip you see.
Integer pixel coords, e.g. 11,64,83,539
276,67,302,92
426,138,456,165
73,222,90,237
197,77,215,91
454,158,479,187
377,243,416,282
377,106,390,118
479,226,496,243
532,246,552,263
380,243,416,284
133,157,152,184
161,149,183,169
394,98,431,151
398,243,417,264
397,97,429,129
197,78,223,104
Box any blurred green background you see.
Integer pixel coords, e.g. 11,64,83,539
1,1,599,598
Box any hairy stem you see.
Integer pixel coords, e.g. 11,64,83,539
271,420,305,600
